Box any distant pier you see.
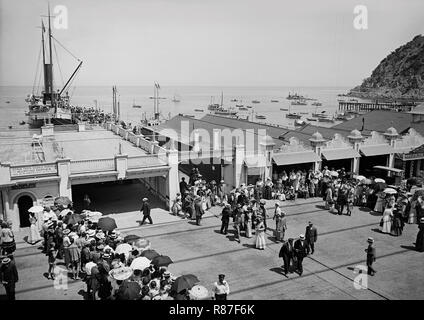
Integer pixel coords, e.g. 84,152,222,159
338,101,416,113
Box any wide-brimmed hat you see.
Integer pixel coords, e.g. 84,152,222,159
142,198,148,202
96,244,105,251
109,266,133,281
87,229,96,237
96,231,106,239
299,234,305,240
163,270,171,277
367,237,374,243
220,180,225,184
1,257,11,265
102,252,112,259
420,217,424,223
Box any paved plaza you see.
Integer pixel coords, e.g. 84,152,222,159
2,197,423,300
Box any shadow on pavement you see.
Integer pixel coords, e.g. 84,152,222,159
400,245,418,251
269,267,288,277
371,228,383,234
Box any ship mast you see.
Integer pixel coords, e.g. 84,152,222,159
48,4,55,112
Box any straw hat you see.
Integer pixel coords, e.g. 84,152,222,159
367,237,374,244
1,257,11,265
109,266,133,281
86,229,96,237
299,234,305,240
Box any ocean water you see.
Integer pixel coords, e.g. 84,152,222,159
0,85,362,130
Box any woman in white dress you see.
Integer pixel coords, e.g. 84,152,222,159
254,216,266,250
28,212,42,244
374,191,385,213
381,206,394,234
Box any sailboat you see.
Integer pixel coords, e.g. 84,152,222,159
172,94,181,103
26,5,82,128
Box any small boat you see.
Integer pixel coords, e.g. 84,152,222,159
286,93,305,100
236,104,244,108
172,94,181,103
179,113,194,118
252,100,260,104
5,101,10,104
300,112,308,115
255,115,266,119
132,104,142,108
306,117,317,121
271,100,279,103
280,108,289,111
291,100,307,106
294,119,306,126
312,102,322,106
194,109,204,112
285,113,301,119
246,105,253,108
239,107,248,111
312,112,327,118
19,120,26,125
231,99,238,102
335,114,349,121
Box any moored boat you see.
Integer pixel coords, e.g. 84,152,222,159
285,113,301,119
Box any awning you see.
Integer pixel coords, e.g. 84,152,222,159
244,155,267,168
321,148,360,161
272,151,321,166
359,145,395,157
373,165,404,174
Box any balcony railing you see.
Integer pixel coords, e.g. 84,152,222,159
9,162,58,179
70,158,115,174
127,155,167,169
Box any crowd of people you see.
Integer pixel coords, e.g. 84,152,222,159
0,200,230,300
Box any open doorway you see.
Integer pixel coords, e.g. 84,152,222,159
18,195,33,227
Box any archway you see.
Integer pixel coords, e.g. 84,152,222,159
18,195,33,228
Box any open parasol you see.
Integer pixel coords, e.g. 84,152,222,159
28,205,44,214
109,266,133,281
189,285,210,300
115,281,141,300
132,238,151,251
140,249,160,260
171,274,200,294
383,188,397,195
124,234,142,244
115,243,133,257
130,257,152,271
354,175,366,181
374,178,386,183
151,255,173,267
97,216,117,231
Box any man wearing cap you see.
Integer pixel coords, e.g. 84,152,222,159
294,234,308,276
140,198,153,225
0,255,19,300
213,274,230,300
305,222,318,255
365,237,377,276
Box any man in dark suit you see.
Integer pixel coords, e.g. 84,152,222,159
294,234,308,276
365,237,377,276
179,177,188,195
0,255,19,300
140,198,153,225
279,238,294,275
220,204,231,235
305,221,318,255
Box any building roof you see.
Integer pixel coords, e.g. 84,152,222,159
332,110,413,135
321,148,361,161
272,151,321,166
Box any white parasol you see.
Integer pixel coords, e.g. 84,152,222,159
383,188,397,195
130,257,151,271
189,285,210,300
28,205,44,214
354,175,366,181
115,243,133,258
330,171,339,177
374,178,385,183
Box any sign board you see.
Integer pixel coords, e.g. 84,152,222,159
403,152,424,161
10,164,58,178
11,183,36,190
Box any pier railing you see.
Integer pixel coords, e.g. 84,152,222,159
127,155,167,169
70,158,115,174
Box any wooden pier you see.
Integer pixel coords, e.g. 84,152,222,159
338,101,416,113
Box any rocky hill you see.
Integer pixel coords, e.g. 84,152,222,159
349,34,424,101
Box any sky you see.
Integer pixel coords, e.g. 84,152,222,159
0,0,423,87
